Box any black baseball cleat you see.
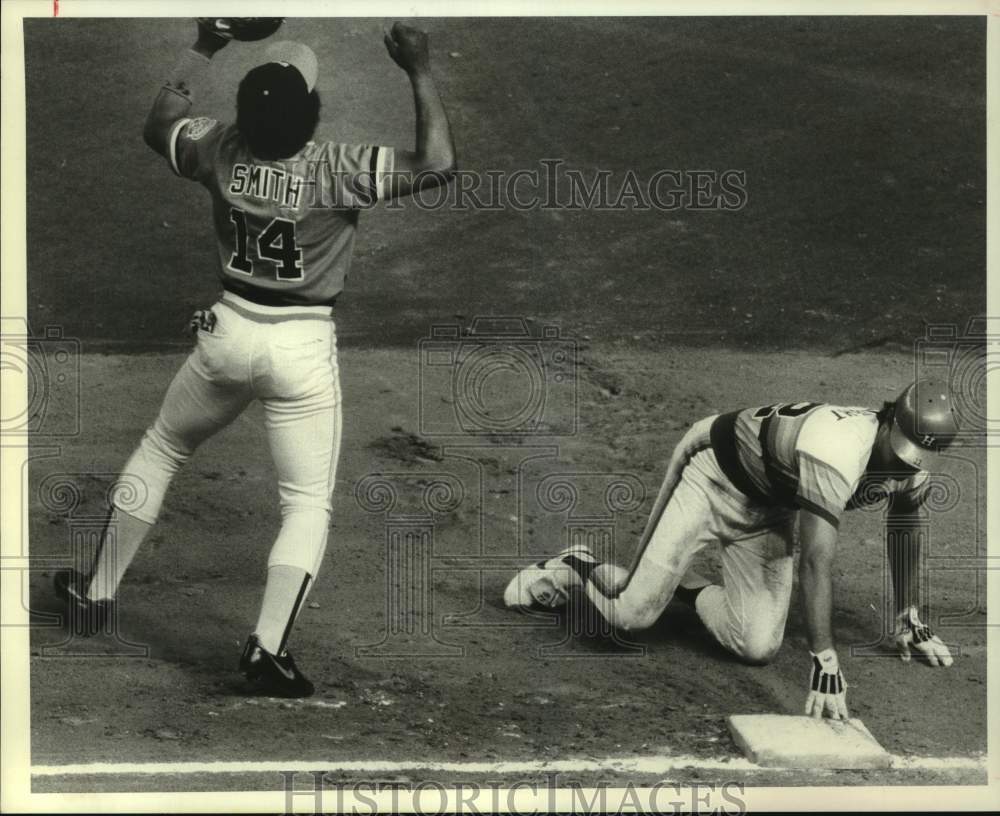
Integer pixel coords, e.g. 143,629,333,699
53,569,115,636
239,635,315,698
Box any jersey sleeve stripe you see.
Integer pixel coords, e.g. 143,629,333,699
796,450,853,525
797,450,853,493
374,146,390,201
167,117,192,177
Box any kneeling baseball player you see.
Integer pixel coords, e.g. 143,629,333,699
505,379,958,719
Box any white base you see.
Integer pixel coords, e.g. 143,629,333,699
727,714,892,769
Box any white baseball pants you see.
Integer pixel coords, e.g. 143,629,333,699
586,415,796,664
115,291,342,578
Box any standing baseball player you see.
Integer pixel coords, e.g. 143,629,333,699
505,379,959,719
54,19,456,697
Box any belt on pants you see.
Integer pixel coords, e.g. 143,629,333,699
216,290,335,323
221,281,337,311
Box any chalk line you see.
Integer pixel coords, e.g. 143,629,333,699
31,753,988,777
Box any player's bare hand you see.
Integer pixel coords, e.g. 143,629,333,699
384,23,431,75
194,19,231,56
804,649,849,720
895,607,953,667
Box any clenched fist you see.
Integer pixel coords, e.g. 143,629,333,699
384,22,431,75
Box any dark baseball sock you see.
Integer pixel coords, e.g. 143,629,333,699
674,584,706,607
254,566,311,655
88,508,153,601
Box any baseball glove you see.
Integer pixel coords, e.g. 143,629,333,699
196,18,284,42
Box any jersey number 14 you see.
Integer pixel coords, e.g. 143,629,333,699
228,208,303,281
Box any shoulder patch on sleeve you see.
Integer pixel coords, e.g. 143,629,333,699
185,117,219,141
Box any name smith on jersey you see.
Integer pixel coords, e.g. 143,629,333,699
229,163,305,209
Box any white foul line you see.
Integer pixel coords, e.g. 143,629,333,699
30,754,988,777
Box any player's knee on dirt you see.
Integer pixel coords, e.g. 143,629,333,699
267,507,331,574
730,623,783,665
695,585,787,665
735,639,781,665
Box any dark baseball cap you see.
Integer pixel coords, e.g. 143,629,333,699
241,62,309,113
240,41,318,110
237,42,321,159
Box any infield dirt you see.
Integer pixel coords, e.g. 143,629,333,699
19,14,987,793
27,347,987,789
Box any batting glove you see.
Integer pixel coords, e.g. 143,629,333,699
894,607,953,667
804,648,849,720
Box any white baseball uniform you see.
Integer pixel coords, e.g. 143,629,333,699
118,117,394,580
585,403,928,663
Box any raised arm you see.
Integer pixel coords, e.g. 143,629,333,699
382,23,457,198
143,24,228,158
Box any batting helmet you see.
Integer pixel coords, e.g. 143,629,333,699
889,378,960,470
